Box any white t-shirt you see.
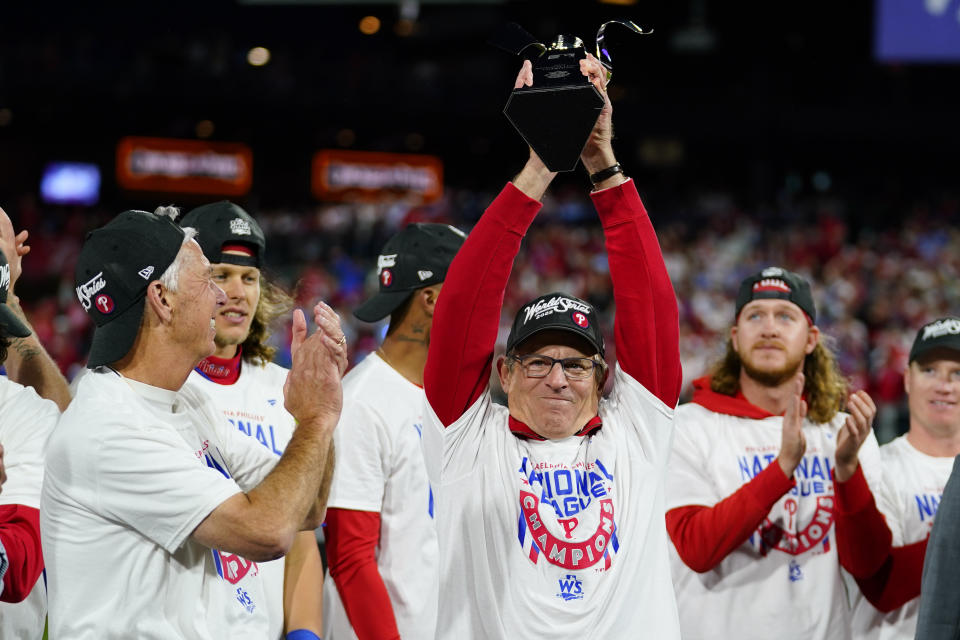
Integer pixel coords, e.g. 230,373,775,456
421,364,681,640
41,368,279,639
184,360,296,640
323,352,439,640
0,377,59,639
849,436,957,640
667,402,884,640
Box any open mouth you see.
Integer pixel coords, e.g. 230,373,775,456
219,309,248,324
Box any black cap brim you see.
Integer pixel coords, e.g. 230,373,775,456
353,290,415,323
86,297,147,368
0,304,31,339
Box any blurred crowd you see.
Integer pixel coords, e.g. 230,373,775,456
13,185,960,444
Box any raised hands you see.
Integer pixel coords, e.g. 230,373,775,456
284,301,348,427
834,390,877,482
0,206,31,294
777,374,808,478
578,52,615,170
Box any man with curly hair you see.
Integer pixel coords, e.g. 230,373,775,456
180,201,328,640
666,267,883,640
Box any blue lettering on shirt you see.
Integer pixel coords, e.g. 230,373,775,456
518,457,614,519
915,493,941,522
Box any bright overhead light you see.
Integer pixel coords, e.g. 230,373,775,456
247,46,271,66
359,16,381,35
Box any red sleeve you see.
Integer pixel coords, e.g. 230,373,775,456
424,183,542,426
665,461,795,573
834,464,894,579
324,508,400,640
834,464,925,610
854,539,927,613
0,504,44,603
591,181,681,406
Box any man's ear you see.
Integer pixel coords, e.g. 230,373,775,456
805,324,820,355
496,355,512,394
145,281,173,324
420,285,441,317
730,325,739,352
597,365,610,395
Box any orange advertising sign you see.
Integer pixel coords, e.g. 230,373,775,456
312,150,443,203
116,137,253,196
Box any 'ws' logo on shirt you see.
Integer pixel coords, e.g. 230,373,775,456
516,457,620,571
556,574,585,601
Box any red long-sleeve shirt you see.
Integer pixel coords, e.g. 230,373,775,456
324,508,401,640
0,504,44,603
425,178,681,428
834,464,927,612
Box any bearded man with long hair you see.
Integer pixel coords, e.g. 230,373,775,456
664,267,886,640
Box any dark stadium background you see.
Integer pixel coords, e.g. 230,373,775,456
0,0,958,440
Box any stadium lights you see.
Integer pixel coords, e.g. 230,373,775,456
247,46,271,66
359,16,381,35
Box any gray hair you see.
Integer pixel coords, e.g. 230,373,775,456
154,206,198,292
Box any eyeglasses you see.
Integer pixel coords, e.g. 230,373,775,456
510,354,601,380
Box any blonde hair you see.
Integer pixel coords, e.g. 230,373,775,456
709,338,848,424
241,275,294,365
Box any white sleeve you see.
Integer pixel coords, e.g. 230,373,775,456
664,404,721,510
93,425,244,554
421,390,502,486
326,402,389,512
603,365,676,466
0,379,60,509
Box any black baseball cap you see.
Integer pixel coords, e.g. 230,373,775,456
180,201,265,268
354,223,467,323
0,251,30,339
735,267,816,324
75,210,186,368
909,317,960,363
506,292,605,357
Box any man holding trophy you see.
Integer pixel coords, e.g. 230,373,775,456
420,42,683,638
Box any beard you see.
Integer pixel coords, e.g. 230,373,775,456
214,331,246,350
739,346,806,387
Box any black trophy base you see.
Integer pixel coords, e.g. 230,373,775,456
503,83,604,172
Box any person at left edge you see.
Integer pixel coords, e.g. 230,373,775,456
40,206,345,639
180,201,328,640
0,204,71,639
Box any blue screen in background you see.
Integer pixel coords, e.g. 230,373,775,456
875,0,960,62
40,162,101,206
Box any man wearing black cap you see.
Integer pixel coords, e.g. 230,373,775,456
665,266,883,640
180,201,327,640
41,207,345,639
323,223,464,640
0,205,71,638
420,56,683,638
835,317,960,640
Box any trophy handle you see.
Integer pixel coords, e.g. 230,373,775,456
595,20,653,83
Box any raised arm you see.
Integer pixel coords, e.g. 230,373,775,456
0,206,71,411
578,55,681,405
424,60,555,427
